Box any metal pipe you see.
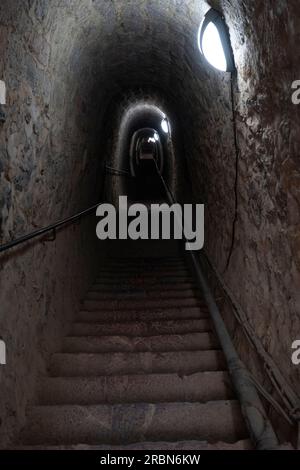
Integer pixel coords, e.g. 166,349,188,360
188,251,279,450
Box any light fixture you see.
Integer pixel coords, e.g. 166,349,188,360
154,132,159,141
0,80,6,123
161,118,169,134
198,8,235,72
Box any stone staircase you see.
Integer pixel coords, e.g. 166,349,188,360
17,253,251,449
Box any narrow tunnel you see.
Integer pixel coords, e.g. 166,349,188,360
0,0,300,454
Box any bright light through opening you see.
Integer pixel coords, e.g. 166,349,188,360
161,119,169,134
201,22,227,72
154,132,159,141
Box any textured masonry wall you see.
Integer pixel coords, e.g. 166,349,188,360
182,0,300,436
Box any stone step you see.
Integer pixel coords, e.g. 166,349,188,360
22,401,247,445
15,246,253,450
37,371,233,405
92,276,194,285
16,439,253,450
96,269,190,277
102,259,186,268
83,297,202,311
49,350,225,376
96,273,193,282
77,307,209,324
62,332,219,354
71,318,212,337
97,262,188,270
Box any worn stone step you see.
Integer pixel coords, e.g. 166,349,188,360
86,288,202,301
96,273,193,282
77,307,208,324
103,259,186,267
22,401,247,445
71,318,212,337
83,297,202,311
97,263,188,270
37,371,233,405
15,439,253,450
96,269,190,278
92,282,197,292
93,276,194,285
62,332,219,354
49,350,225,376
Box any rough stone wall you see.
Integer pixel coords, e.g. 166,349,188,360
202,0,300,396
176,0,300,437
0,0,299,445
0,0,104,445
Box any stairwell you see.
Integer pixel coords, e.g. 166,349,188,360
16,244,252,450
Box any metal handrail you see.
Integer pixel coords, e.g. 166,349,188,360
152,158,279,450
0,202,101,254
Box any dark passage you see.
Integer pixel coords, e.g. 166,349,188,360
0,0,299,452
134,159,165,202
